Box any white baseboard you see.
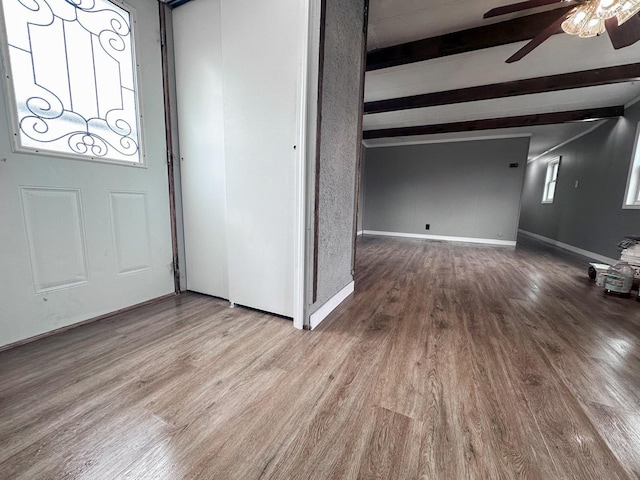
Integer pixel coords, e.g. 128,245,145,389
518,229,618,264
310,281,354,330
357,230,364,236
362,230,516,247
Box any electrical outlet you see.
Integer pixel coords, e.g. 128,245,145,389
425,224,430,230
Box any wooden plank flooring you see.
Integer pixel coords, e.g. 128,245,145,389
1,234,640,479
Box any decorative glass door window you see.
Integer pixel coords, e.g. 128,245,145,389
0,0,142,164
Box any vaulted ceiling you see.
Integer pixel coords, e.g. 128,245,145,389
364,0,640,160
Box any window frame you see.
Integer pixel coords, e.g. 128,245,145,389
623,122,640,209
0,0,147,167
541,156,560,204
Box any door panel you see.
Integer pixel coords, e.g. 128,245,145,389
20,187,90,293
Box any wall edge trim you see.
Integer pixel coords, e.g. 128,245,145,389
518,229,618,264
310,280,355,330
363,230,516,246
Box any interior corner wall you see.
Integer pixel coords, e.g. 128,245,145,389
362,138,530,243
519,101,640,260
309,0,366,315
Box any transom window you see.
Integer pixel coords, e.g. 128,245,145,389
542,156,560,204
623,122,640,209
0,0,142,164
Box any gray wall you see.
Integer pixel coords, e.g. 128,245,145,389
357,145,366,233
519,101,640,259
363,138,530,242
309,0,366,315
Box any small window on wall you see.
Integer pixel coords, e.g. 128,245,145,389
0,0,143,165
623,123,640,209
542,156,560,204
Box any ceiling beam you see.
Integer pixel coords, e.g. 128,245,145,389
165,0,192,8
365,64,640,114
366,7,574,71
362,106,624,139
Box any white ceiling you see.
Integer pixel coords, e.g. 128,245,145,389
364,0,640,160
368,0,562,48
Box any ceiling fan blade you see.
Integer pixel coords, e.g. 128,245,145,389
606,14,640,49
506,9,571,62
484,0,570,19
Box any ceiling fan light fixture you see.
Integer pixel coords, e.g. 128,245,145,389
562,2,608,36
596,0,621,19
581,17,606,35
615,0,640,24
489,0,640,62
562,4,596,34
574,10,588,23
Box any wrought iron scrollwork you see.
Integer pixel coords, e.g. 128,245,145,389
3,0,141,162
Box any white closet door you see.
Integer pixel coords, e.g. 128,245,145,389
173,0,229,299
174,0,305,318
221,0,303,318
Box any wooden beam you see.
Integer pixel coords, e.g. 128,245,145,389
166,0,192,8
366,7,573,71
362,106,624,139
365,64,640,114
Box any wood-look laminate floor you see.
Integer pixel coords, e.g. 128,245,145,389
2,234,640,479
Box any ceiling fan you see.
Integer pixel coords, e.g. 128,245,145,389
484,0,640,62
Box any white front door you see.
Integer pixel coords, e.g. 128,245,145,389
0,0,175,348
